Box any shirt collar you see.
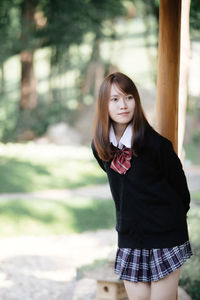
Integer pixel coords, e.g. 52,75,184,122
109,123,132,149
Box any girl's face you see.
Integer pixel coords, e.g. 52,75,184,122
108,84,135,126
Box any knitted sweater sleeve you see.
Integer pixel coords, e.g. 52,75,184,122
159,138,190,214
91,140,106,172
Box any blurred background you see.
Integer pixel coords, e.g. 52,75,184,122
0,0,199,299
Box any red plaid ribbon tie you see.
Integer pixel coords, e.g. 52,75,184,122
111,146,133,175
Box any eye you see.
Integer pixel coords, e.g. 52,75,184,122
126,95,133,100
111,97,118,102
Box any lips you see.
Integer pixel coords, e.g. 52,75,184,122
118,112,129,116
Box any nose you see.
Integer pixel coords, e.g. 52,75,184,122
119,97,127,109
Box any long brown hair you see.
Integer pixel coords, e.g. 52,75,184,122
92,72,153,161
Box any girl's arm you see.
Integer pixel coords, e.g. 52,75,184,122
158,138,190,214
91,140,106,172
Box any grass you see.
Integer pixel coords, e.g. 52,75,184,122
0,196,115,236
0,142,107,193
0,141,114,236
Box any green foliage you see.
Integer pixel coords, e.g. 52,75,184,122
38,0,128,66
40,0,126,42
0,0,128,63
0,0,15,62
135,0,200,40
190,0,200,37
0,0,130,141
179,207,200,299
0,0,199,142
2,94,78,142
180,254,200,300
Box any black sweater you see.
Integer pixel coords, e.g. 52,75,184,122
91,128,191,249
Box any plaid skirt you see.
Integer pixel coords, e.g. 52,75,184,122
114,240,193,282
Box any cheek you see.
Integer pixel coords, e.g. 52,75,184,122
108,103,115,117
130,101,135,111
128,102,135,117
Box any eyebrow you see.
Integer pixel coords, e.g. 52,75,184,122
110,93,130,98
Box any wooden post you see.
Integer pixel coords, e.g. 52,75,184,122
156,0,182,153
156,1,182,299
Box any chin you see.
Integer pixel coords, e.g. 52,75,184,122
117,121,131,125
117,118,132,124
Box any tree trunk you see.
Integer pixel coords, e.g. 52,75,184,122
178,0,191,161
20,50,37,109
20,0,37,110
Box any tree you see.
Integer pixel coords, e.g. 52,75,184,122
20,0,39,110
0,0,131,141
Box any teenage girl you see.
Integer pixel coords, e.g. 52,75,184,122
91,72,193,300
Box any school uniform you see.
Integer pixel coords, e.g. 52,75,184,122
91,124,193,282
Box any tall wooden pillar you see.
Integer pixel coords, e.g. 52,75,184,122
156,1,182,300
156,0,182,153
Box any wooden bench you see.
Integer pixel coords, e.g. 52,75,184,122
83,260,128,300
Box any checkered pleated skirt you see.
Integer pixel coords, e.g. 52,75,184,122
114,240,193,282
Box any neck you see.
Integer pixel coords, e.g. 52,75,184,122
112,123,127,142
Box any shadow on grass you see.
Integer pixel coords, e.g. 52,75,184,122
66,173,107,189
0,157,107,193
64,199,116,232
0,157,51,193
0,197,115,235
0,200,56,223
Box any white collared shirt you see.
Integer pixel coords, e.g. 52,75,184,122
109,123,132,149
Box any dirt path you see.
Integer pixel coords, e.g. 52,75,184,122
0,229,192,300
0,229,117,300
0,184,111,201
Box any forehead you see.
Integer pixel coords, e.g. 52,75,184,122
110,84,126,97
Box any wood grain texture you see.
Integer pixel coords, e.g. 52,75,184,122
156,0,182,154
